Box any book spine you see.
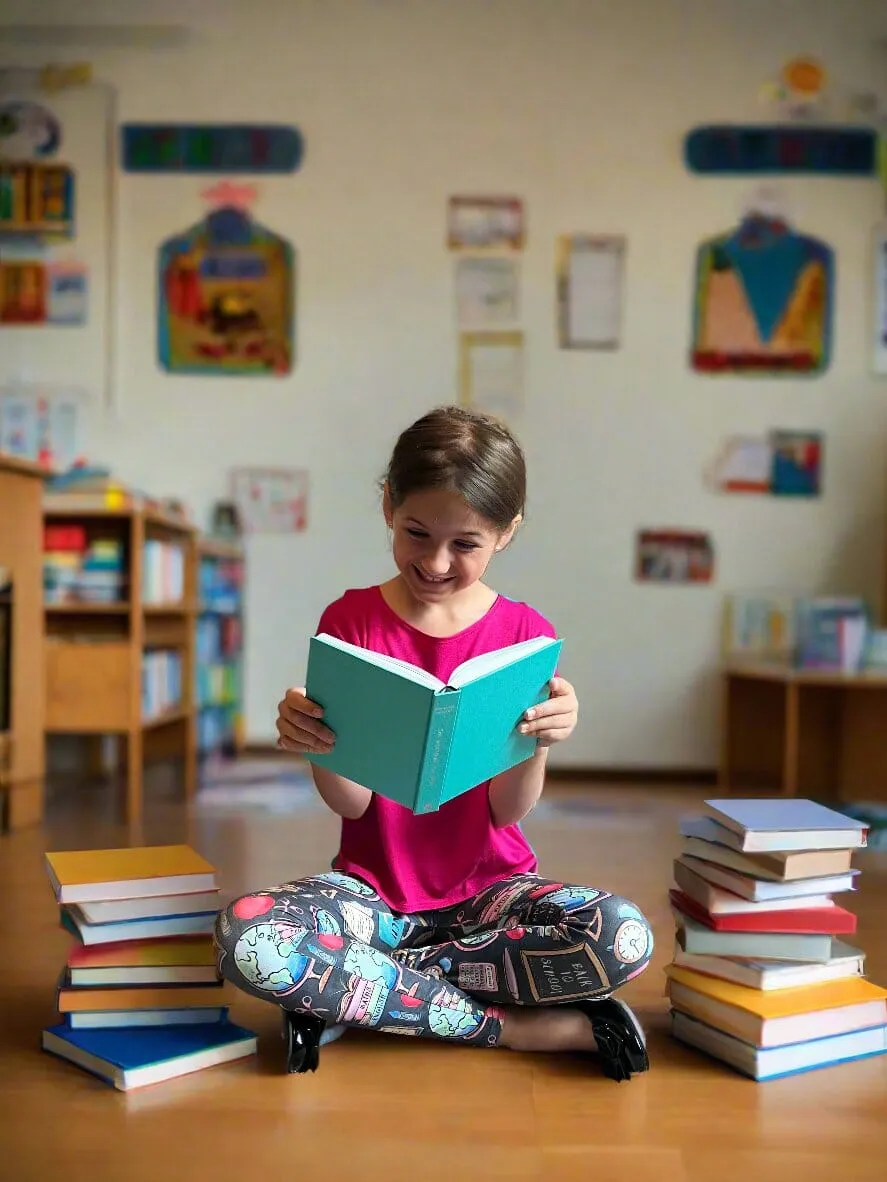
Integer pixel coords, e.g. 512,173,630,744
413,693,461,814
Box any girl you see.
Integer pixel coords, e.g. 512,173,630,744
214,407,653,1081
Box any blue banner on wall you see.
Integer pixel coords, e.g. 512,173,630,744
684,125,877,176
121,124,304,174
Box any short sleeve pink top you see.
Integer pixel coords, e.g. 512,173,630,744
315,585,558,914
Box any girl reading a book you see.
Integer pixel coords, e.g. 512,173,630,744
214,406,653,1081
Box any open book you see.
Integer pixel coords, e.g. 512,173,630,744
303,632,563,814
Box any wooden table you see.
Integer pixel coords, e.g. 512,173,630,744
719,660,887,801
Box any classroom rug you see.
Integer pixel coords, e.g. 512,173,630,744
194,757,322,816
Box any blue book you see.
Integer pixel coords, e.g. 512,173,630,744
41,1020,258,1091
304,632,563,814
702,798,869,852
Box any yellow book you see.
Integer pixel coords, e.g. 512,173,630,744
45,844,217,905
665,964,887,1048
664,965,887,1017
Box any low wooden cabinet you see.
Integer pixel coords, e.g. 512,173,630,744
719,661,887,801
0,455,48,831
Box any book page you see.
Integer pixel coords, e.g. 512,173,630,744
314,634,445,690
448,635,558,688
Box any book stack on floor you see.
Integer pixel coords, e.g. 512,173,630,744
41,844,257,1092
665,797,887,1082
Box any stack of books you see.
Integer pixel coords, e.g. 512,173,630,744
41,843,258,1091
665,797,887,1081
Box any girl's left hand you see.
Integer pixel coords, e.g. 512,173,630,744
518,677,579,747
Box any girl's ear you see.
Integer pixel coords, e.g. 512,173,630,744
381,481,393,528
495,513,522,552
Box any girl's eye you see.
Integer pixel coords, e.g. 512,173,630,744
405,528,427,539
454,541,477,552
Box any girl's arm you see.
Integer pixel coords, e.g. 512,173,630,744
488,676,578,827
488,747,549,828
310,766,372,820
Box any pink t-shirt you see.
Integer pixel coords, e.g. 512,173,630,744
315,585,558,914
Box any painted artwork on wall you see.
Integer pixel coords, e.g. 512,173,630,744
708,430,823,496
230,467,308,533
157,187,295,376
690,211,834,376
634,529,714,584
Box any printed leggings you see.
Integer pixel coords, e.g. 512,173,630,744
214,871,653,1047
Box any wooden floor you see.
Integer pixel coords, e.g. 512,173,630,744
2,766,886,1182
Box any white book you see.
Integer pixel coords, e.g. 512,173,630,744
672,940,865,991
677,854,858,903
671,1010,887,1081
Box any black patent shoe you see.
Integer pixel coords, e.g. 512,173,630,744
578,997,649,1082
281,1010,327,1074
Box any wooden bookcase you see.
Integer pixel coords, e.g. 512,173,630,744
196,536,245,759
0,455,48,832
42,499,198,824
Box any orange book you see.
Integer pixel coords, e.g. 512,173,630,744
67,937,216,970
665,965,887,1048
56,983,226,1013
45,845,217,904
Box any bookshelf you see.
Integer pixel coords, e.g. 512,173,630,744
42,498,198,823
196,537,245,759
0,454,49,831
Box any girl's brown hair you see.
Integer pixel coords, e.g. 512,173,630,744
383,405,526,532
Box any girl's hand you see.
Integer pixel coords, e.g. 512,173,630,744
276,687,336,754
518,677,578,747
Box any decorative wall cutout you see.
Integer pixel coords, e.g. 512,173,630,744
157,184,295,376
690,210,834,376
122,124,304,174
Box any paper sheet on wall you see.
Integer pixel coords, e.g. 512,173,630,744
463,335,524,422
455,256,519,327
558,236,625,349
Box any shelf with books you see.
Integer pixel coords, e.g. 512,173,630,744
42,500,199,824
196,536,244,761
0,453,50,831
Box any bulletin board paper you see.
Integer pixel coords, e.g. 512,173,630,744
458,331,524,424
447,197,525,251
230,467,308,534
556,235,626,349
455,256,519,327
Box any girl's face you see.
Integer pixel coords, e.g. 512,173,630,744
384,486,518,605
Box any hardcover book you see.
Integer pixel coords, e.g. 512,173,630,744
304,632,563,814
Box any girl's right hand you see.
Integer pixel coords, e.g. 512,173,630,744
275,687,336,754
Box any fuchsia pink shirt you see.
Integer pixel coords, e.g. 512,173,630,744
316,585,558,914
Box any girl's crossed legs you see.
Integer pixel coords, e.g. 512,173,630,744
214,870,653,1054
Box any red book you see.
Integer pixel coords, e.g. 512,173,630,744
669,889,857,935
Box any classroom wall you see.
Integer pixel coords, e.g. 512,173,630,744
2,0,886,768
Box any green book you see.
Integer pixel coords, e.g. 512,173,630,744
304,632,563,814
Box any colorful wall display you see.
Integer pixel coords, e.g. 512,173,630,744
0,161,75,236
683,125,877,176
122,124,304,174
447,197,525,250
157,188,295,376
0,99,63,160
709,431,823,497
634,529,714,585
690,211,834,376
230,467,308,533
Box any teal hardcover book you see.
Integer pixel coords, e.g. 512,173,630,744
303,632,563,814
